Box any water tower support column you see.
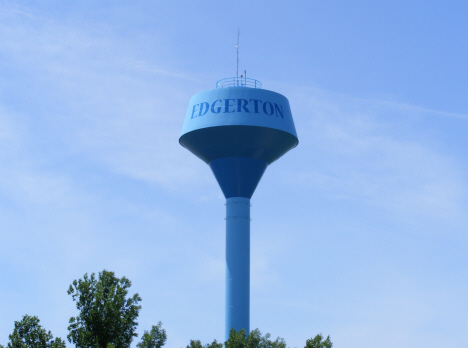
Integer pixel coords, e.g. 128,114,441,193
225,197,250,340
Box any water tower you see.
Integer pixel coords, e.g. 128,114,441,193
180,77,298,340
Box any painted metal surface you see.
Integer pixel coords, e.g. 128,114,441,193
179,87,299,172
210,157,267,199
225,197,250,340
179,80,298,340
180,87,298,138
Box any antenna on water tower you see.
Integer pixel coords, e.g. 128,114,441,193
236,27,240,78
180,36,299,341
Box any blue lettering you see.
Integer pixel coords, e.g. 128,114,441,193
194,99,283,118
274,104,284,118
198,102,209,116
249,99,262,113
211,100,222,113
237,99,250,112
263,102,274,115
191,104,199,119
224,99,235,113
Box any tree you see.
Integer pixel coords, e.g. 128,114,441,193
304,334,332,348
4,315,66,348
186,340,222,348
246,329,286,348
186,341,204,348
222,329,331,348
137,322,167,348
67,270,142,348
223,329,286,348
224,329,248,348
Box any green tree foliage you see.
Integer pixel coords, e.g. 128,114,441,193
218,329,287,348
222,329,330,348
186,339,223,348
4,315,66,348
67,270,142,348
137,322,167,348
304,334,332,348
224,329,247,348
1,269,331,348
246,329,286,348
186,341,203,348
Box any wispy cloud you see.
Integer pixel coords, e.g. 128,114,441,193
0,4,212,194
1,4,467,348
273,85,467,223
380,100,468,121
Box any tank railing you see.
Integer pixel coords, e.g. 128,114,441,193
216,77,262,89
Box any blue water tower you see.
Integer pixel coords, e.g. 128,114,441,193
180,77,298,340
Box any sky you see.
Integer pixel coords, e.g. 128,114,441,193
1,1,467,347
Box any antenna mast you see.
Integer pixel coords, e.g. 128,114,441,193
236,27,240,78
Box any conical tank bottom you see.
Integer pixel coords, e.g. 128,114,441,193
209,157,268,199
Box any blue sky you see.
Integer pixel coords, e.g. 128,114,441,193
1,1,467,347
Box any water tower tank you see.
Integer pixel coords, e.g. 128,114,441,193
180,77,298,340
